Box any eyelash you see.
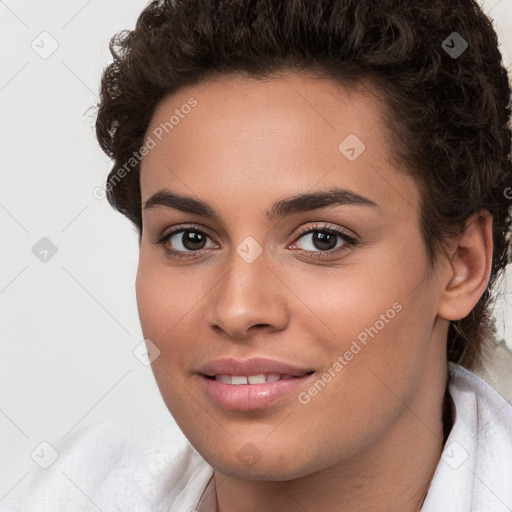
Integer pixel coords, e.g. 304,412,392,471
155,222,358,260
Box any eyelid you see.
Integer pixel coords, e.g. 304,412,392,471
292,222,357,242
156,222,217,243
155,221,358,258
289,222,358,258
154,223,219,256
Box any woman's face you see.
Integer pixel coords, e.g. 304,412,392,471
136,72,448,479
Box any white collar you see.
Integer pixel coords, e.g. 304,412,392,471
421,363,512,511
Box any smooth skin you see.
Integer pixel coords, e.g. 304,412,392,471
135,71,493,512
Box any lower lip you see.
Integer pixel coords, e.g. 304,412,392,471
199,374,314,411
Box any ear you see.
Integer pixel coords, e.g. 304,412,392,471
437,211,493,321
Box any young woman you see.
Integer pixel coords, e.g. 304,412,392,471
3,0,511,511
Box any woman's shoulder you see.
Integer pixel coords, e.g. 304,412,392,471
0,415,214,512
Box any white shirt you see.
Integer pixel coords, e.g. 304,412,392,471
1,362,511,511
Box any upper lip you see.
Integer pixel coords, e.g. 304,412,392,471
198,357,314,377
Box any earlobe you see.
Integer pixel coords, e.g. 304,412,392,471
437,211,493,321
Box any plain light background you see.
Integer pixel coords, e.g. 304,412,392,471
1,0,511,497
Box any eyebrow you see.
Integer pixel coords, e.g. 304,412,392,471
143,187,379,221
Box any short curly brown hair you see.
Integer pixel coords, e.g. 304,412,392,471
95,0,512,371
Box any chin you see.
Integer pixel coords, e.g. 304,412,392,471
198,442,319,481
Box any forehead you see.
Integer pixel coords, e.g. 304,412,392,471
143,71,384,162
139,71,419,217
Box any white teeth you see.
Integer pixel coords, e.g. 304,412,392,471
213,374,290,384
247,374,266,384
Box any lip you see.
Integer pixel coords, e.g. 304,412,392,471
198,357,314,377
197,357,315,411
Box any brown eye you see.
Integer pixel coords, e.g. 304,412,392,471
298,231,340,251
294,227,355,251
156,225,218,258
172,230,208,251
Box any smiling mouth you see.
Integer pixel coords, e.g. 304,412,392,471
204,372,315,385
200,371,316,411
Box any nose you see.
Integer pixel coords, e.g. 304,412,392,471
206,248,290,340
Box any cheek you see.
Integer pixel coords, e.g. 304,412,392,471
135,258,190,373
283,293,435,472
135,260,196,415
135,254,202,342
135,254,217,393
286,252,435,419
282,250,422,352
135,262,169,340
